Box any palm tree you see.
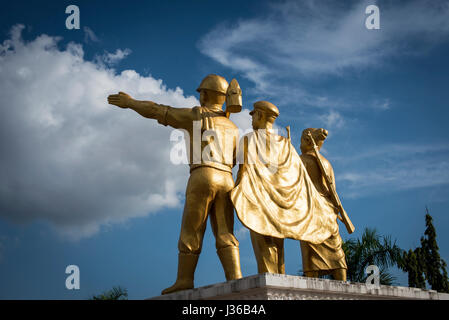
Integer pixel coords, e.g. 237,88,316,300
342,228,404,285
90,286,128,300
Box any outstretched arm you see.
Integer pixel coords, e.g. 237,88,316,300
108,92,167,120
107,91,198,130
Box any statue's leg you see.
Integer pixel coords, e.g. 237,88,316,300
304,271,319,278
332,268,347,281
161,168,214,295
161,252,199,295
275,237,285,274
250,231,284,274
209,170,242,280
300,241,320,278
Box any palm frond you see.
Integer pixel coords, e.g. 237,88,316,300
343,228,404,284
90,286,128,300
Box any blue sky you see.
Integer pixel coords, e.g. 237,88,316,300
1,0,449,299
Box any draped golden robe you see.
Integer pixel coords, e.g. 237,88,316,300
230,131,339,244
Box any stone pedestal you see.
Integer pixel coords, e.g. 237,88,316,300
149,273,449,300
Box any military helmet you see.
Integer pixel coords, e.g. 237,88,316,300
196,74,228,95
250,101,280,118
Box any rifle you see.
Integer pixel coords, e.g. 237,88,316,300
306,132,355,234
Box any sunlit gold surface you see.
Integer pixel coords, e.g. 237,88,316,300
108,77,353,286
299,128,348,281
231,130,340,244
236,101,287,273
108,74,242,294
250,230,285,274
196,74,229,94
225,78,243,115
306,131,355,234
231,102,344,276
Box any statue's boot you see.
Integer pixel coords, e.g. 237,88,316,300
161,253,199,295
217,246,243,280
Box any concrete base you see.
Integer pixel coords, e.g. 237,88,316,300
149,273,449,300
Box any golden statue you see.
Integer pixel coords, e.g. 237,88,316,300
238,101,285,274
299,128,349,281
107,74,243,294
231,102,344,276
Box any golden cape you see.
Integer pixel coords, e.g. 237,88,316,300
230,131,338,244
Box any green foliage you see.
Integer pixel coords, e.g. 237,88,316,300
399,208,449,292
342,228,404,285
400,249,426,289
90,286,128,300
420,209,449,292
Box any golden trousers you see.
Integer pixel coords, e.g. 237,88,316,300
250,231,285,274
178,166,239,254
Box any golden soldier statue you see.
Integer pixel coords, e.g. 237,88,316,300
107,74,242,294
240,101,285,274
231,102,344,276
299,128,348,281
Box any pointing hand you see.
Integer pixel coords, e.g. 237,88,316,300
107,91,133,109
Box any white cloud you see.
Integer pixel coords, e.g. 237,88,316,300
235,226,249,241
318,110,345,130
367,98,391,111
378,99,390,111
0,25,207,239
333,143,449,198
199,0,449,111
229,108,252,133
83,26,99,43
98,48,132,65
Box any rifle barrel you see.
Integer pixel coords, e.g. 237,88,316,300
307,132,355,234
